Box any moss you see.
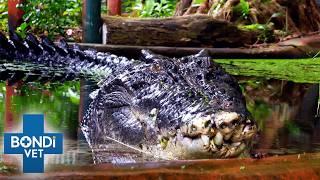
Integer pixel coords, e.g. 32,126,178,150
238,23,274,42
215,58,320,83
238,24,267,31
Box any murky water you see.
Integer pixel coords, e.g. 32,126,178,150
0,59,320,166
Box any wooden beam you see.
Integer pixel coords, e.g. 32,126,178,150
67,43,313,59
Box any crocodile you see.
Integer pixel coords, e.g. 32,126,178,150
0,32,257,161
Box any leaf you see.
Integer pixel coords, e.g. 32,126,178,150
233,0,250,18
19,22,28,31
192,0,206,6
270,12,283,19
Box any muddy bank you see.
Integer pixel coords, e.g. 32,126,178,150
3,153,320,179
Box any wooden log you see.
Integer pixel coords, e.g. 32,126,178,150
67,42,313,59
67,33,320,58
102,15,259,48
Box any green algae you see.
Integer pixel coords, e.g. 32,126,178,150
216,59,320,83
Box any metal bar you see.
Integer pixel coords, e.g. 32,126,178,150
82,0,102,43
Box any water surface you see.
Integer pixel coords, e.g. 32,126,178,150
0,59,319,165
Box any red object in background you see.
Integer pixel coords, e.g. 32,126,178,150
6,0,24,129
8,0,24,31
4,81,23,131
4,83,14,131
107,0,121,16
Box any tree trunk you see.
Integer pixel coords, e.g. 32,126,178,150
102,15,258,47
280,0,320,33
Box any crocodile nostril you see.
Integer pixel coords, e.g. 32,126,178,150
191,124,197,132
231,119,239,126
204,120,211,128
220,117,240,129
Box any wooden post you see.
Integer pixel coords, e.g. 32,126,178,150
107,0,121,16
8,0,24,31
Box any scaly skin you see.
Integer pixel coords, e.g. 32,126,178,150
0,32,257,161
82,50,257,160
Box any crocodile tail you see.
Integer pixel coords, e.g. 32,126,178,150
0,32,134,84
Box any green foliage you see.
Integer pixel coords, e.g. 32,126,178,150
17,0,81,38
192,0,206,6
215,58,320,83
239,23,274,42
246,100,271,130
238,12,284,43
125,0,176,18
233,0,250,19
0,0,7,31
16,22,28,38
239,23,266,31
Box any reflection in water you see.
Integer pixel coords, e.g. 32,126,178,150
242,79,320,155
0,79,320,165
277,84,320,154
0,81,93,165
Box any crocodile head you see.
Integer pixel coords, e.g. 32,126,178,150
81,50,257,161
143,51,258,159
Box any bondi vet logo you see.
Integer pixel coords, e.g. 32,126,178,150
3,114,63,173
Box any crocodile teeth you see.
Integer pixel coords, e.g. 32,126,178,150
231,142,241,147
223,133,233,141
243,125,250,133
201,135,210,146
214,132,223,146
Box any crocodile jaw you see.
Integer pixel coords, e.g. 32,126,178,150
156,111,257,159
